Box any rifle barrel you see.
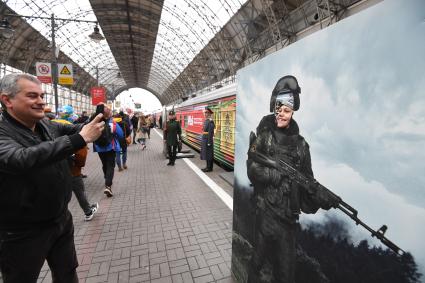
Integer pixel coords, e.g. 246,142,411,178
336,204,405,255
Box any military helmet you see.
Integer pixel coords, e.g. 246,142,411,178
270,75,301,112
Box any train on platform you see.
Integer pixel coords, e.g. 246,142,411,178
155,83,237,170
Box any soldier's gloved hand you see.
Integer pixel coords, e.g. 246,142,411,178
321,191,342,210
331,194,342,209
309,180,341,210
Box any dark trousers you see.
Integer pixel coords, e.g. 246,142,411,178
248,209,296,283
72,175,91,215
0,211,78,283
132,128,137,143
98,151,116,187
167,145,177,164
206,159,214,170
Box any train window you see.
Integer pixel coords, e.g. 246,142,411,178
184,115,188,128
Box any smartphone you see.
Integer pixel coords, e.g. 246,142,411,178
95,104,104,116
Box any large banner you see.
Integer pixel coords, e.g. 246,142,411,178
232,1,425,282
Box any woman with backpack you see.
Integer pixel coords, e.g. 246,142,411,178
93,104,124,197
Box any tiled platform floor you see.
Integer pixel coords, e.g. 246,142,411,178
34,128,235,283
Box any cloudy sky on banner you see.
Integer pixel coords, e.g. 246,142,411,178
235,0,425,275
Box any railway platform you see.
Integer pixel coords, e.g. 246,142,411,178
35,128,234,283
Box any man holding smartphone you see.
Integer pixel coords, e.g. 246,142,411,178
0,73,105,282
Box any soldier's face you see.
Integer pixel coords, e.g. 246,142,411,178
275,105,293,128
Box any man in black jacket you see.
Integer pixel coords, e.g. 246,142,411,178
0,73,105,283
131,113,139,144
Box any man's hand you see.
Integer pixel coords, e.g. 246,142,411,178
79,113,105,143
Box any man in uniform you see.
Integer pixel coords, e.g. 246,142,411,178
200,107,215,172
164,110,181,166
246,75,340,283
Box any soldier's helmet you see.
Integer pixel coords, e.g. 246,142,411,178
270,75,301,113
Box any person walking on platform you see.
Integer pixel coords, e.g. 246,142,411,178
152,114,157,128
93,103,124,197
0,73,104,282
131,113,138,144
52,115,99,222
70,146,99,220
136,114,148,149
146,114,153,139
114,111,131,171
201,107,215,172
164,110,181,166
159,114,163,129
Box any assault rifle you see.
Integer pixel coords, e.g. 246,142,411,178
248,150,405,256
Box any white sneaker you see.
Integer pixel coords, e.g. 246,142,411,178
104,186,113,197
84,203,99,221
91,203,99,213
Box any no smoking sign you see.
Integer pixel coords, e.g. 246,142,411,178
37,64,50,74
35,62,52,83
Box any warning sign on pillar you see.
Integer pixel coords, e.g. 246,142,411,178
58,63,73,85
35,62,52,83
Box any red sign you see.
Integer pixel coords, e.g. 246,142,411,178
90,87,106,105
180,110,205,134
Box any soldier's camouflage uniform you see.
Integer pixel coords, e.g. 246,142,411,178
247,114,336,283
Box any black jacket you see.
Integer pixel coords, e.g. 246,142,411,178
0,112,86,231
131,115,138,130
164,119,181,146
247,115,320,223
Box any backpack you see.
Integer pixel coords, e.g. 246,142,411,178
94,121,113,147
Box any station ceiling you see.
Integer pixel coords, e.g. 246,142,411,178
0,0,369,105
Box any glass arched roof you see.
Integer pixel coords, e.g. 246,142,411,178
1,0,365,104
2,0,126,89
150,0,244,95
1,0,246,103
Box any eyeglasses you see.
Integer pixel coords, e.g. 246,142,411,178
275,76,299,92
